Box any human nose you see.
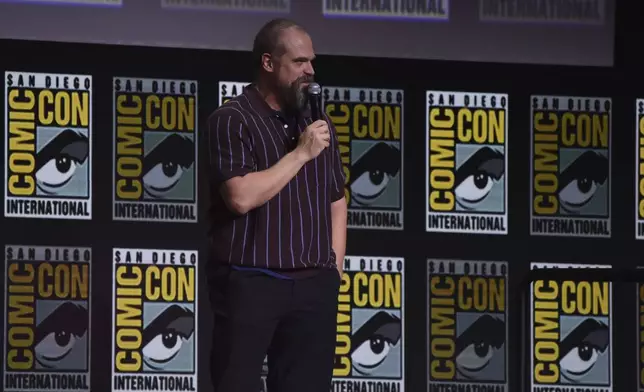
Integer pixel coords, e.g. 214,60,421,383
304,62,314,76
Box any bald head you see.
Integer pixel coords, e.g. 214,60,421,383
252,18,308,74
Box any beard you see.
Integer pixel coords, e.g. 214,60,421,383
278,75,314,114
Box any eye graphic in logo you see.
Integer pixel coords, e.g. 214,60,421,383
455,147,505,210
557,151,608,214
142,305,194,370
350,142,401,206
559,318,609,383
350,311,401,376
455,315,505,379
36,129,89,196
142,134,195,199
35,302,88,369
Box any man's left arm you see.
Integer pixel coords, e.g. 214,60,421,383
326,117,348,276
331,196,347,274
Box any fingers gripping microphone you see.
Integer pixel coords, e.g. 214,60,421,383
308,83,322,121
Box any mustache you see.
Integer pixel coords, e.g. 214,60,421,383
295,76,314,86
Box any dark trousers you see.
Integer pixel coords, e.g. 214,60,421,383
209,265,340,392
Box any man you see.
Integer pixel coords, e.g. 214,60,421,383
205,18,348,392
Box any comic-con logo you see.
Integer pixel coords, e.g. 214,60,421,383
333,256,404,391
324,87,404,230
530,262,612,392
4,71,92,220
218,81,248,107
530,95,611,237
427,259,508,391
4,245,91,392
478,0,605,24
111,248,197,392
323,0,448,19
636,99,644,239
426,91,508,235
15,0,122,5
162,0,289,12
112,77,197,223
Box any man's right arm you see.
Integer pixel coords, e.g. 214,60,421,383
208,109,308,215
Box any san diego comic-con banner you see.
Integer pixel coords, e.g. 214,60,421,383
333,256,404,391
427,259,509,392
111,248,197,392
530,95,611,238
4,71,92,220
4,245,91,392
425,90,508,235
112,77,198,223
636,99,644,239
324,86,404,230
530,262,613,392
322,0,449,20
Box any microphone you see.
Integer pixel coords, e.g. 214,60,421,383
307,83,322,121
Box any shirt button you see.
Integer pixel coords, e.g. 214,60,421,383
284,124,289,129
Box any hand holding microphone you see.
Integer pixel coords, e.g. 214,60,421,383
295,83,329,162
297,120,329,162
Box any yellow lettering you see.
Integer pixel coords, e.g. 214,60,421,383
428,108,455,212
38,263,89,300
352,272,401,308
144,266,195,302
639,116,644,219
6,261,36,370
115,94,143,200
334,273,351,377
456,109,504,144
7,89,36,196
561,112,609,148
457,277,505,312
114,265,143,372
352,104,400,140
561,281,609,316
533,112,559,215
145,95,195,132
533,278,559,384
326,104,352,204
38,90,89,127
429,276,455,380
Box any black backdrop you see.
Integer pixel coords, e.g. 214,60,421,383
0,35,640,392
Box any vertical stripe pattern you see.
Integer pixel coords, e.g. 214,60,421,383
206,85,346,270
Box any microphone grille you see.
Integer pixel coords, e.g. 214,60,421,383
307,83,321,95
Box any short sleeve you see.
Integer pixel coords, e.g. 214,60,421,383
326,116,347,203
207,108,255,184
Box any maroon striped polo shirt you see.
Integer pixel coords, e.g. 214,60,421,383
205,84,345,275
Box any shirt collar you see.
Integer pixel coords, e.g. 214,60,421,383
243,84,312,120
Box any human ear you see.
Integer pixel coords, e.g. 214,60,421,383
261,53,273,73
